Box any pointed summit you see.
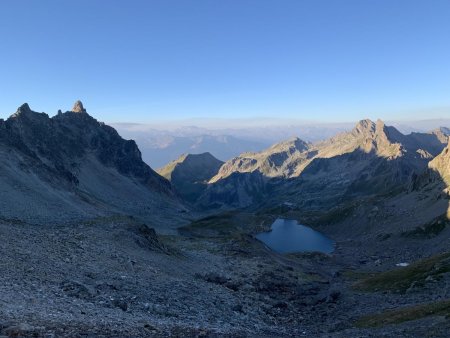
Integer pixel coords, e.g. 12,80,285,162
18,103,31,112
353,119,376,135
376,119,386,129
10,103,33,118
72,100,86,113
157,152,223,203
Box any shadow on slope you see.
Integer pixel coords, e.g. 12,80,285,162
198,145,434,213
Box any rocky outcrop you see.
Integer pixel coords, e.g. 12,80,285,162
0,102,181,224
432,127,450,144
429,140,450,186
210,137,310,181
72,100,86,113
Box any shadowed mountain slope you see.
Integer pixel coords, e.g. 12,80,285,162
0,102,183,225
158,152,223,203
197,119,449,209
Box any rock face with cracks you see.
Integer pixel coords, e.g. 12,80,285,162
0,102,183,225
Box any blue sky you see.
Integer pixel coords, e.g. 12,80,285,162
0,0,450,123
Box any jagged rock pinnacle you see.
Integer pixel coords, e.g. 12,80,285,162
18,103,31,112
10,103,32,118
72,100,85,113
353,119,376,134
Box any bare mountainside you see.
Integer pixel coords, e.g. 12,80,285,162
158,152,223,203
196,119,449,209
429,140,450,186
0,101,183,226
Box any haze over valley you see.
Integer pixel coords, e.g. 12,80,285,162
113,118,450,168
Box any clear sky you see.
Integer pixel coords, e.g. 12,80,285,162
1,0,450,123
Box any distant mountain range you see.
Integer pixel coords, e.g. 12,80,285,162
4,101,450,240
112,123,271,168
8,106,446,220
113,119,450,168
160,119,450,211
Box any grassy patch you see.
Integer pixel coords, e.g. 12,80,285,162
311,203,357,225
355,299,450,328
341,269,372,280
180,211,238,238
179,211,274,239
353,252,450,293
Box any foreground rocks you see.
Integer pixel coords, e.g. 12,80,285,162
2,211,449,337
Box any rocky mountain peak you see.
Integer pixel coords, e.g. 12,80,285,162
10,103,32,118
344,118,408,158
18,103,32,112
289,137,309,150
352,119,376,135
352,119,389,136
158,152,223,180
431,127,450,144
157,152,224,203
183,152,216,162
0,101,181,224
376,119,386,130
9,103,50,123
72,100,86,113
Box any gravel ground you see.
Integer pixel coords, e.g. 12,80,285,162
0,211,449,337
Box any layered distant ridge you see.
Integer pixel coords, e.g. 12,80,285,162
194,119,449,209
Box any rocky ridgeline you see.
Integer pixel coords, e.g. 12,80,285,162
168,118,450,209
0,101,181,224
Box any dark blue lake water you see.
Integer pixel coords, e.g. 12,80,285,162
256,218,335,254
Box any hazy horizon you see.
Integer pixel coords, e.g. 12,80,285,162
2,101,450,131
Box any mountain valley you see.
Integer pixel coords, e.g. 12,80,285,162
1,103,450,337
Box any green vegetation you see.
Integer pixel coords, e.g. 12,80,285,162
313,203,357,225
355,299,450,328
182,211,238,237
179,211,275,239
354,252,450,293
